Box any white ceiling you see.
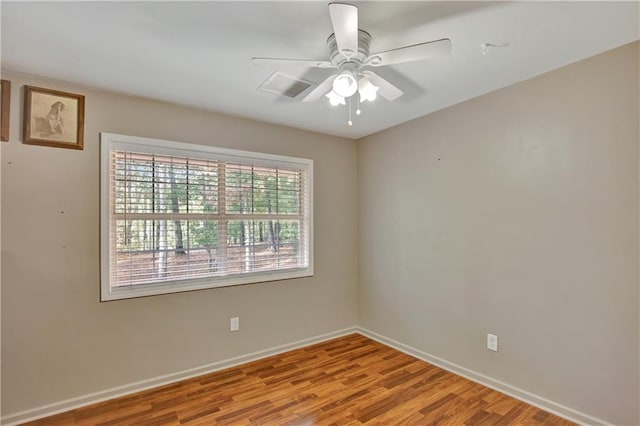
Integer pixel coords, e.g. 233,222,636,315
1,1,638,139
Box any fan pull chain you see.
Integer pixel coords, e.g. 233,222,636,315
348,96,353,126
356,95,361,116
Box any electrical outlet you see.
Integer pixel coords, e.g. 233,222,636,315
230,317,240,332
487,333,498,351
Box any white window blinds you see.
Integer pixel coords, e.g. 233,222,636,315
101,133,312,301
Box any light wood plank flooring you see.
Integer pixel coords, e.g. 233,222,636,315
24,334,574,425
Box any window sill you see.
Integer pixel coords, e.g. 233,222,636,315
101,267,314,301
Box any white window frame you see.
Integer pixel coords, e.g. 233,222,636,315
100,133,313,301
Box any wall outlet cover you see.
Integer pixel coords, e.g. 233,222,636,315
487,333,498,351
230,317,240,332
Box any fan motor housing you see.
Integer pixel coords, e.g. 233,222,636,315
327,29,371,69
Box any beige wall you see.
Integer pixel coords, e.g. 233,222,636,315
358,42,639,425
0,72,358,415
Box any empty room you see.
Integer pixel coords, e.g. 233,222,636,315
1,1,639,425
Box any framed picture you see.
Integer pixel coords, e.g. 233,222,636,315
1,79,10,142
23,85,85,150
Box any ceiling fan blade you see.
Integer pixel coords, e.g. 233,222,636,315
251,57,334,69
329,3,358,57
368,38,452,67
302,74,337,102
362,71,403,101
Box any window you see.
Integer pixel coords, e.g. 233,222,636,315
100,133,313,301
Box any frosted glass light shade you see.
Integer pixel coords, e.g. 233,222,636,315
358,76,379,102
332,71,358,97
326,90,346,106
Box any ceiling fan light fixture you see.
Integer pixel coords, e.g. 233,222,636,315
326,90,346,106
358,76,379,102
332,71,358,97
253,3,449,125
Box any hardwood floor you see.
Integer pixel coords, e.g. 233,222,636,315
24,334,574,425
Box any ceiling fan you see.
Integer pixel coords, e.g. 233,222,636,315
252,3,452,124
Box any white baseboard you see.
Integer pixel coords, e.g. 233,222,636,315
356,327,610,426
0,327,358,426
